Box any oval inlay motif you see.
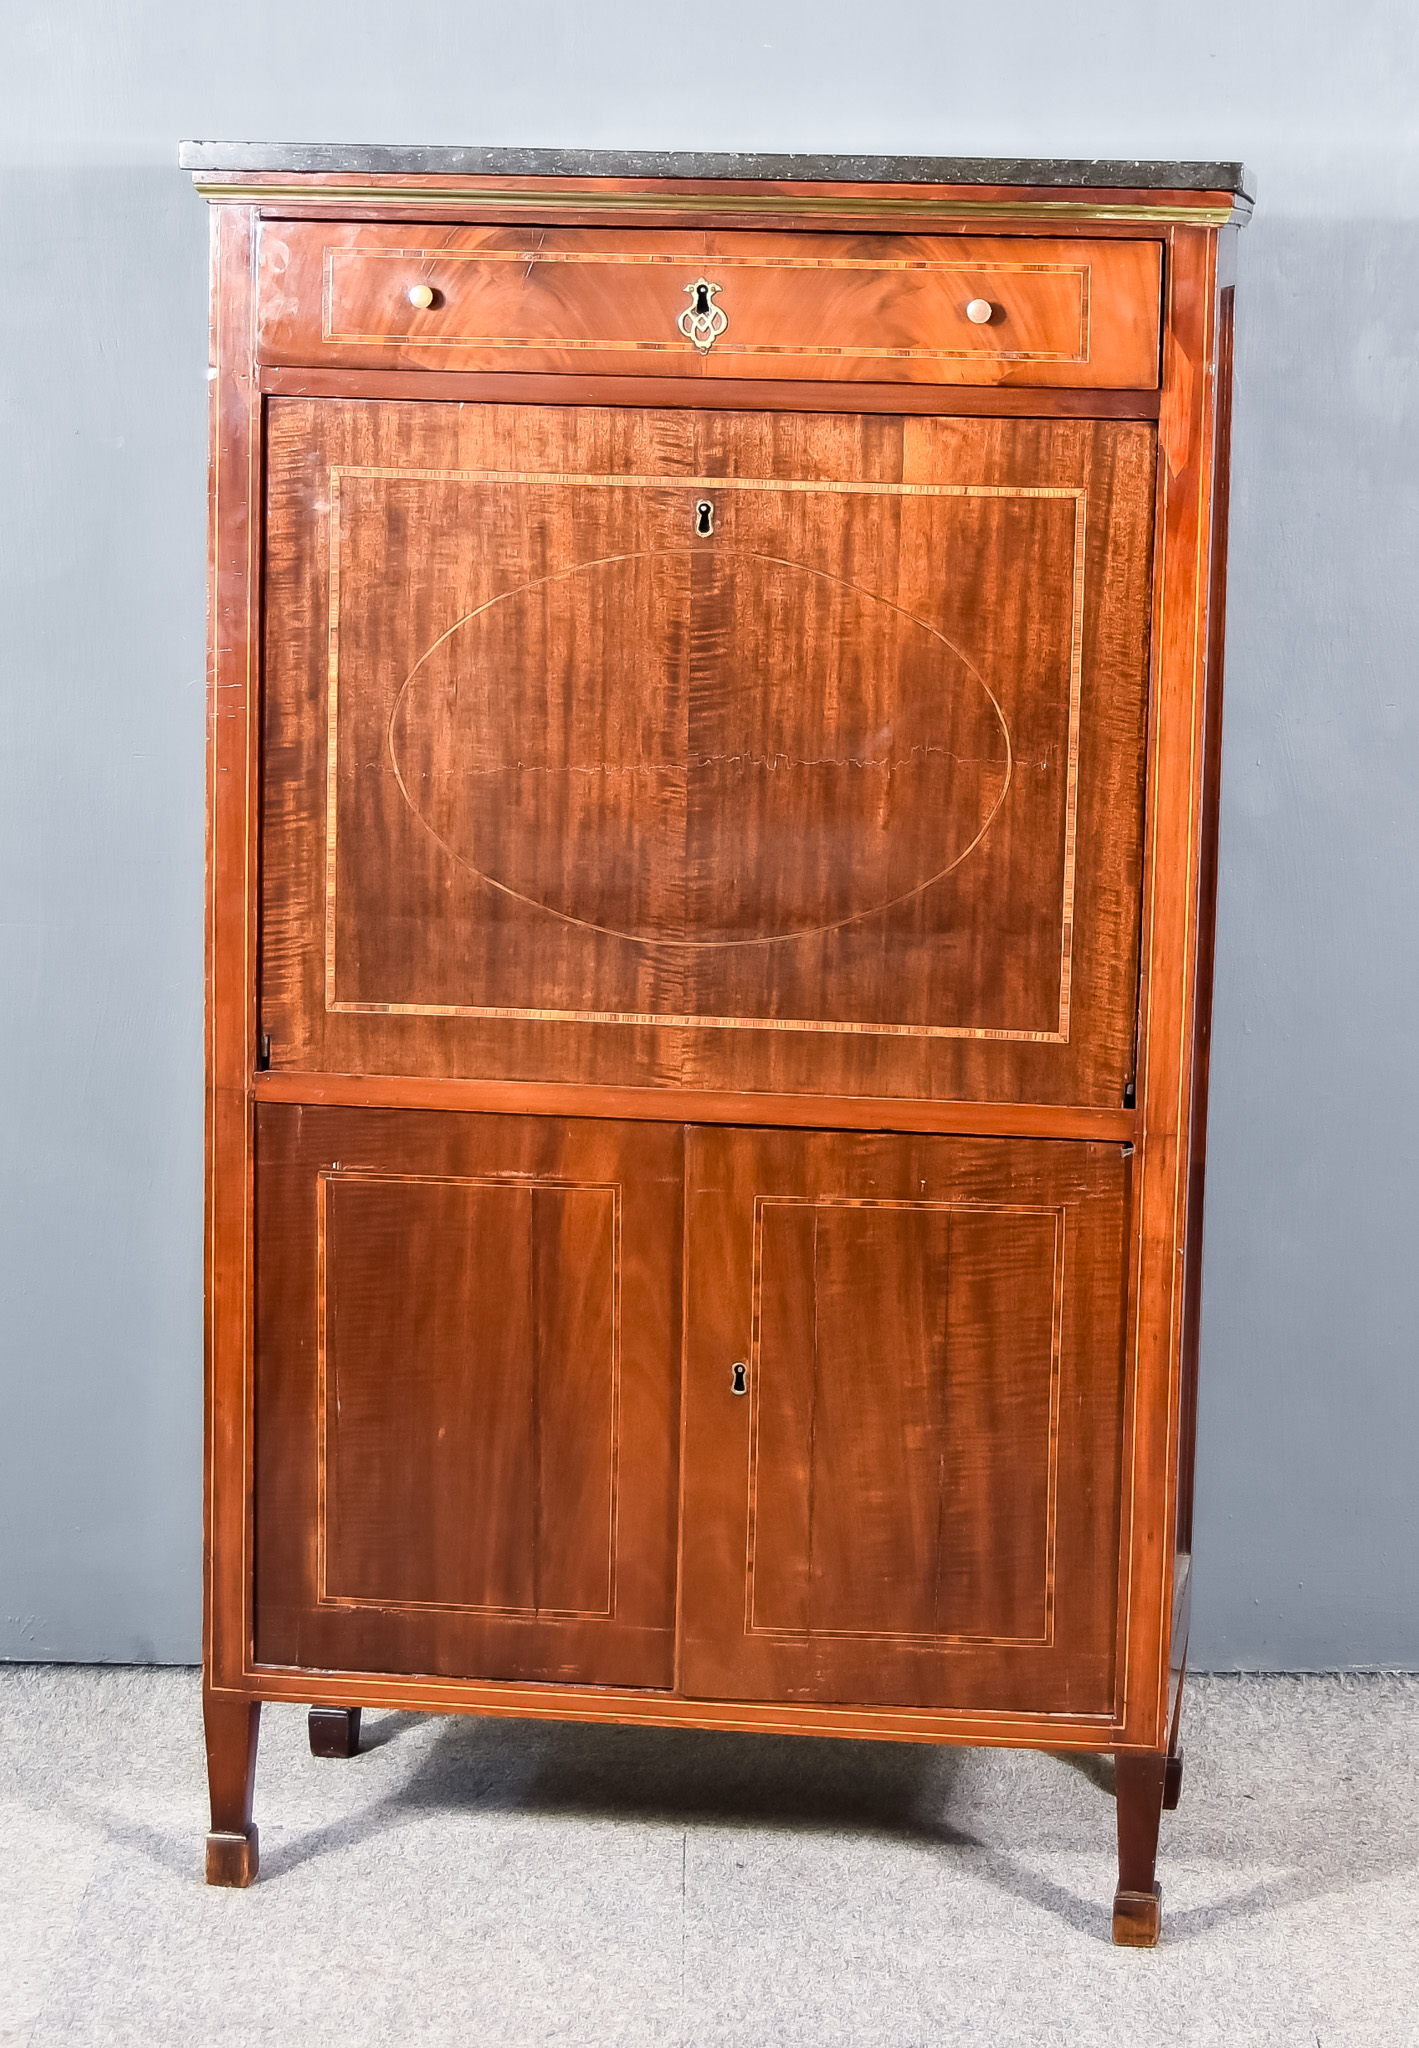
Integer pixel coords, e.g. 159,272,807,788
388,549,1012,948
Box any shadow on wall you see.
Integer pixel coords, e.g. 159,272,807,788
1194,213,1419,1671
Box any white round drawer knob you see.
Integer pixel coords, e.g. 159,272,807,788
965,298,994,325
407,284,436,310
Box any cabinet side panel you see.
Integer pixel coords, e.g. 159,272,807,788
1117,226,1222,1745
205,204,261,1696
1176,275,1235,1564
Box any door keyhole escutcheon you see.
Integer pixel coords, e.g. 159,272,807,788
730,1360,748,1397
696,499,715,537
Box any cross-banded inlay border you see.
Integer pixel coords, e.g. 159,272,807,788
324,246,1091,364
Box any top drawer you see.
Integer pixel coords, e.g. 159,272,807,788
256,223,1162,388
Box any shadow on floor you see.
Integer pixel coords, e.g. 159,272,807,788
354,1709,425,1752
37,1669,1419,1955
251,1690,1419,1948
257,1712,1125,1942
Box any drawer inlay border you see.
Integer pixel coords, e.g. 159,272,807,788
323,245,1092,365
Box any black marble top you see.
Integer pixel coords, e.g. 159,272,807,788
179,142,1252,199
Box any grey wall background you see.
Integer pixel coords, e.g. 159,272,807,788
2,2,1416,1667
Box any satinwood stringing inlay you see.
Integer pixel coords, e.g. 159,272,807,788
323,465,1088,1044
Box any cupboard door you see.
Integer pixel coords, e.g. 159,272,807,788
261,398,1154,1109
253,1106,682,1688
678,1127,1128,1714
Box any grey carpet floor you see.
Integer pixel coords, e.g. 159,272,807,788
0,1669,1414,2047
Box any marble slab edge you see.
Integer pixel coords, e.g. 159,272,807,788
177,141,1253,201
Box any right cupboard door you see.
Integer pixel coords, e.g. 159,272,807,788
678,1127,1129,1715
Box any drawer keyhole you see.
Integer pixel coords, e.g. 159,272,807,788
695,499,715,537
730,1360,748,1397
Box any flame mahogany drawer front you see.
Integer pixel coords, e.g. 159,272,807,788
256,222,1163,387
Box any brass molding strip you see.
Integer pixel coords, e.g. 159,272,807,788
193,178,1240,227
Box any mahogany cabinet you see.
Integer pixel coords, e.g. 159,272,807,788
187,143,1248,1945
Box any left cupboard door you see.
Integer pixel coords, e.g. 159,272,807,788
252,1106,683,1689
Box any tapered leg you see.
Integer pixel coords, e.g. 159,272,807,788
1113,1749,1168,1945
309,1706,362,1758
204,1687,261,1886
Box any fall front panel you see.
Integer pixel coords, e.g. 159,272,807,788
677,1127,1128,1713
252,1106,682,1686
261,398,1154,1105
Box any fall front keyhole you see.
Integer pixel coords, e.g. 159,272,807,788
696,500,715,536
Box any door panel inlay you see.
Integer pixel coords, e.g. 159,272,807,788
745,1197,1063,1646
316,1170,620,1617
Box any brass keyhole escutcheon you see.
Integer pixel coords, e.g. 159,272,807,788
731,1360,748,1396
678,276,728,354
695,499,715,537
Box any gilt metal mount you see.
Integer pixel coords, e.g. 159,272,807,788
678,278,728,354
